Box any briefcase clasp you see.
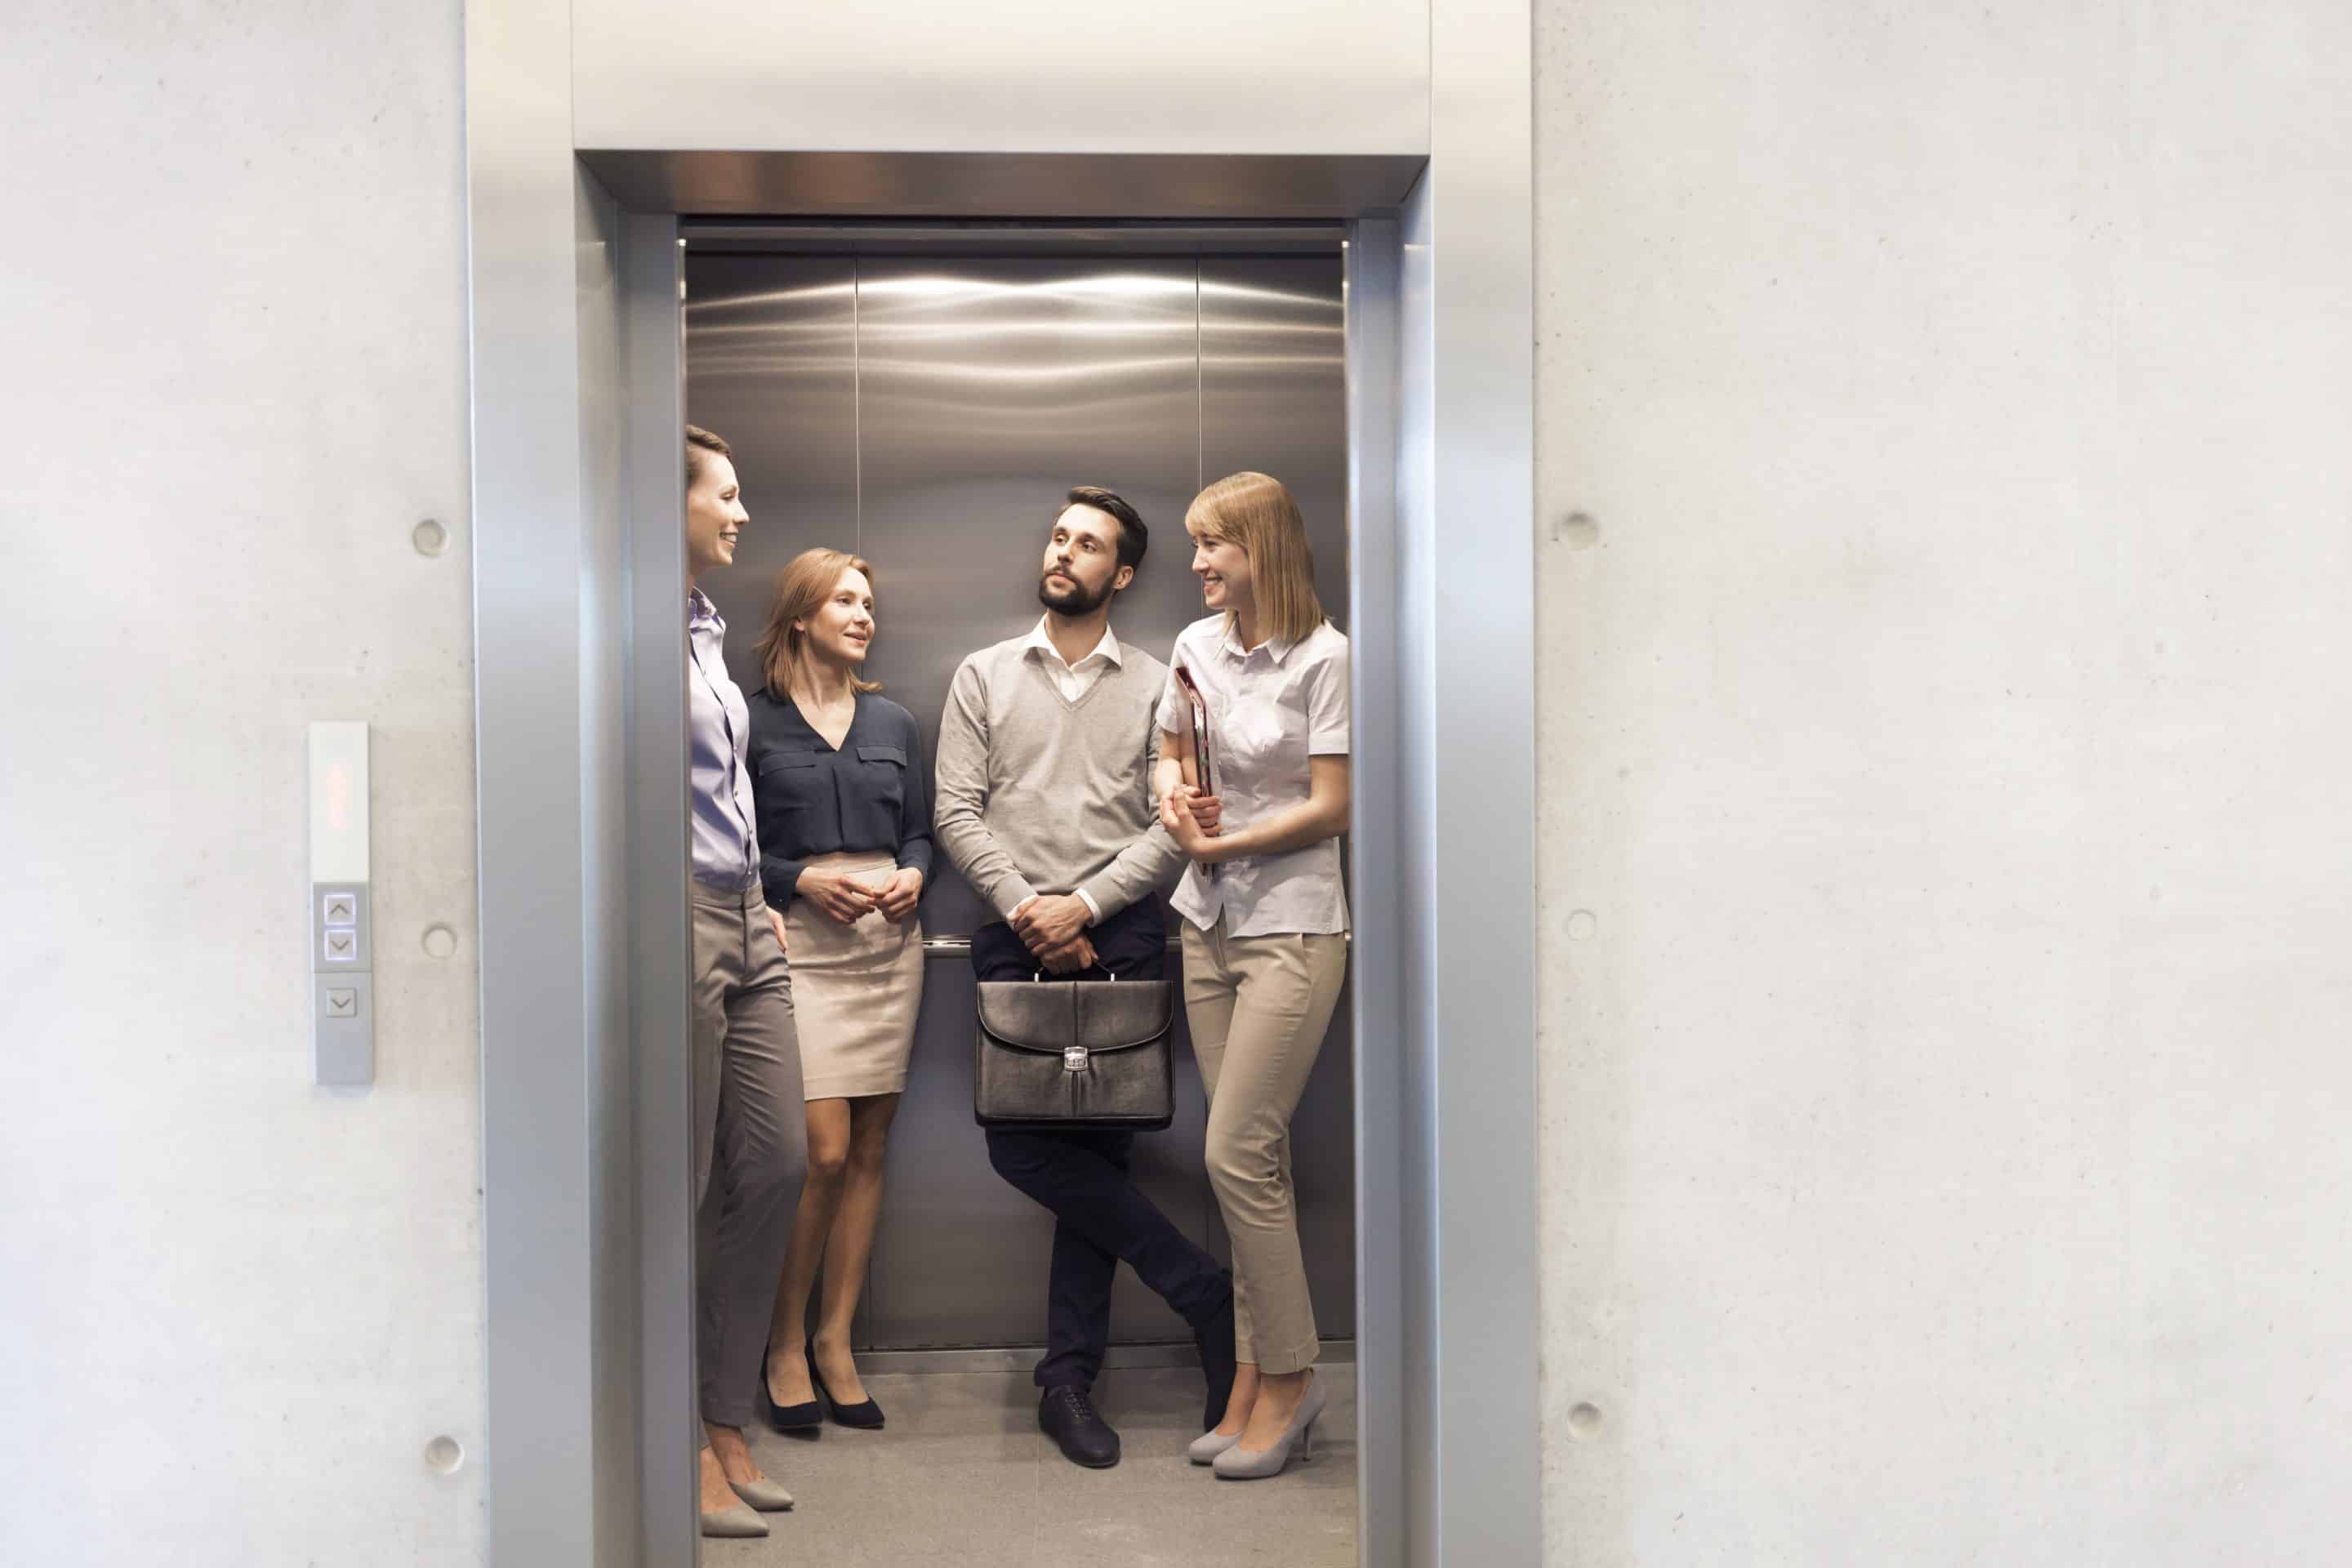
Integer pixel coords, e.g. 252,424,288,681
1063,1046,1089,1072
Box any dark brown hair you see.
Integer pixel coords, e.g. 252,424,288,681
1060,486,1148,573
685,425,733,490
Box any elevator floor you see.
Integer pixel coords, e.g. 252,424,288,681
708,1365,1359,1566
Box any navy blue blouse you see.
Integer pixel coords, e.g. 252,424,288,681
746,689,935,906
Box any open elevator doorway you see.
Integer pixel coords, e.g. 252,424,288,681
676,221,1361,1565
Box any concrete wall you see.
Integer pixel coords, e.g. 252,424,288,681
0,5,483,1566
1534,2,2352,1561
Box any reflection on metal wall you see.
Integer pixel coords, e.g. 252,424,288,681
685,249,1351,1349
1201,257,1356,1342
675,256,857,680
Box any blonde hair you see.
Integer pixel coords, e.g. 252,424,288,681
755,548,884,697
1185,471,1325,645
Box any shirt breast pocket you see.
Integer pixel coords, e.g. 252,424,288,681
854,744,908,812
1223,696,1301,773
756,750,826,815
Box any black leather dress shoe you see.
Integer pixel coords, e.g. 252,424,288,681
1194,1294,1239,1433
1039,1386,1120,1468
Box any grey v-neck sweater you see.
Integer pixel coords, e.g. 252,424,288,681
933,635,1186,922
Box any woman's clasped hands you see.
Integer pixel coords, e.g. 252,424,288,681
797,864,923,925
1159,783,1226,862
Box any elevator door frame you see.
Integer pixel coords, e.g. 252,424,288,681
467,25,1534,1567
480,189,1530,1568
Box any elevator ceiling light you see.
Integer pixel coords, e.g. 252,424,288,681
857,273,1196,302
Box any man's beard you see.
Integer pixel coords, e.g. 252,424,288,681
1038,571,1111,616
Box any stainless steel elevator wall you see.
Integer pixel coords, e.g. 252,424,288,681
684,249,1352,1350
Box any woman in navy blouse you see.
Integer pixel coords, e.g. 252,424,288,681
746,547,933,1432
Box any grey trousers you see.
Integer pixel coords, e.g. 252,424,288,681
691,878,808,1429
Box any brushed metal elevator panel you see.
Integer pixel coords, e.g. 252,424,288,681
1200,255,1357,1341
681,245,1354,1352
681,255,858,683
854,256,1210,1348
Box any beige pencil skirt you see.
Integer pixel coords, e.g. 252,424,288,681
782,851,924,1101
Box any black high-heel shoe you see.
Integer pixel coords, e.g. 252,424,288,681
760,1347,822,1434
807,1339,884,1430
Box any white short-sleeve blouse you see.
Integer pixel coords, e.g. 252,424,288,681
1156,614,1351,937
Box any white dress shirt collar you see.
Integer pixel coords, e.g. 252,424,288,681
1023,615,1123,672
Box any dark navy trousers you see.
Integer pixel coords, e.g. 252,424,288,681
974,895,1232,1391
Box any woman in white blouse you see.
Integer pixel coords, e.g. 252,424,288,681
1154,470,1351,1481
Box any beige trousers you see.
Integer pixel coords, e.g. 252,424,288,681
1182,916,1349,1375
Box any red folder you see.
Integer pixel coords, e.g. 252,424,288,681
1171,662,1222,881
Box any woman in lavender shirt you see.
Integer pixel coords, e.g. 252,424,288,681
679,425,808,1538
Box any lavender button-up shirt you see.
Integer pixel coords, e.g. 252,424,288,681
688,588,760,891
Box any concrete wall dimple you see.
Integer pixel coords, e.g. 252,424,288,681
0,4,483,1565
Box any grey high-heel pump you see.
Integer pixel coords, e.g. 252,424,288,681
1187,1426,1243,1465
1211,1371,1327,1481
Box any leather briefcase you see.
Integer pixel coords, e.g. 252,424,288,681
973,976,1177,1131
